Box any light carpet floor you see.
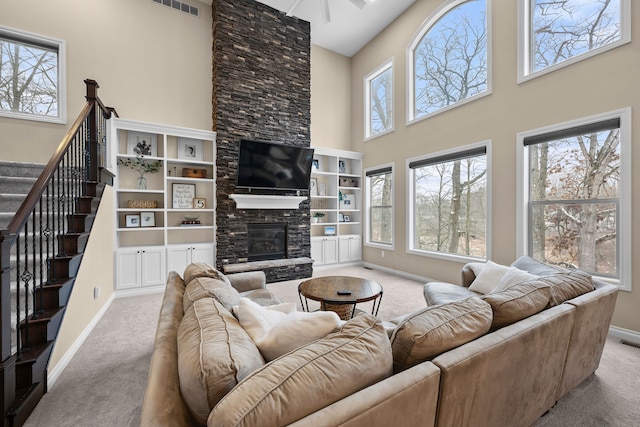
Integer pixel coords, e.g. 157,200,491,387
23,265,640,426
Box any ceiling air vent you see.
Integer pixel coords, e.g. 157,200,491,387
152,0,199,17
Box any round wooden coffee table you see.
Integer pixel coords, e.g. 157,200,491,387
298,276,383,320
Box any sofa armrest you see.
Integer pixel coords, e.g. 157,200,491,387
227,271,267,293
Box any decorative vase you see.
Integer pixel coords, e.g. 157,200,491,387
137,176,147,190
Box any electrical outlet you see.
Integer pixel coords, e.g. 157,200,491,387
94,286,101,299
381,250,385,257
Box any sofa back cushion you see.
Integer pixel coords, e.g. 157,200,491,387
208,314,393,427
390,298,493,373
482,282,551,329
183,276,240,313
183,262,231,286
177,298,264,425
528,270,595,307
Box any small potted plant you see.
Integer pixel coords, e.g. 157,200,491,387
118,155,162,190
313,212,325,223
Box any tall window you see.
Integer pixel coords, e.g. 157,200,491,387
409,144,489,259
0,26,66,123
518,109,631,289
365,165,393,247
409,0,489,123
365,59,393,140
519,0,630,81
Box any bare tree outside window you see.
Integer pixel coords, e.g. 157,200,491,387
0,32,60,118
368,66,393,137
369,171,393,244
412,152,486,258
528,127,620,276
413,0,487,119
532,0,621,73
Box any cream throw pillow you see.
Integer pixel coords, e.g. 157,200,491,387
468,261,511,294
491,267,538,293
236,298,343,361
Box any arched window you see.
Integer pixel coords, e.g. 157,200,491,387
408,0,490,123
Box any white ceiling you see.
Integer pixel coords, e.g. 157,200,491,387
196,0,416,57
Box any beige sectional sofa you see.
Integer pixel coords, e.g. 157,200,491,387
140,257,618,427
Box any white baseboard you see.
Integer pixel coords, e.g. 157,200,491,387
609,325,640,346
113,285,165,299
47,294,115,388
361,261,433,283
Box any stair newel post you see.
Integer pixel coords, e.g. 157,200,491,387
85,79,100,184
0,232,17,427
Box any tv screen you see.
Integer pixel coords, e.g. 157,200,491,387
236,139,314,191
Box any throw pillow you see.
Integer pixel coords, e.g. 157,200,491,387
177,298,264,425
182,276,240,313
491,266,538,293
208,314,393,427
481,282,551,329
468,261,511,294
390,298,493,373
183,262,231,286
236,298,343,361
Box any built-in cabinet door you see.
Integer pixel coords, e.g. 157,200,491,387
117,248,142,289
339,235,362,263
311,237,338,266
141,247,166,287
116,246,165,289
166,243,214,276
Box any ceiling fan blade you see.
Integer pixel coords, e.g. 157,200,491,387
321,0,330,24
348,0,367,9
286,0,304,17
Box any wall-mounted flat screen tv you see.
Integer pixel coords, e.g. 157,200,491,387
236,139,315,191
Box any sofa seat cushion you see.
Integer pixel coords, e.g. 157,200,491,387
527,270,595,307
482,282,551,329
183,262,231,286
183,277,240,313
236,298,343,361
177,298,265,426
423,281,480,306
208,314,393,427
390,298,493,373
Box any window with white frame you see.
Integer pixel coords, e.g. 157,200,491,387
364,59,393,140
365,164,394,247
409,144,488,259
409,0,489,123
0,26,66,123
518,109,631,289
519,0,630,81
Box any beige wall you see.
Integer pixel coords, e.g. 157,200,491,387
350,1,640,333
311,45,352,150
48,186,115,372
1,0,213,163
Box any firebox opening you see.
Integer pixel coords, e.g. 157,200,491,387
247,223,287,262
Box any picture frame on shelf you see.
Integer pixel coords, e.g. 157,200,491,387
125,214,140,228
338,212,344,222
312,158,320,171
343,215,351,222
324,225,336,236
309,177,318,196
177,137,203,161
127,132,157,157
339,193,356,209
193,198,206,209
318,182,326,196
140,211,156,227
172,183,196,208
338,160,347,174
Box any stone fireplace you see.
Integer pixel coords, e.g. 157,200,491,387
247,223,287,262
212,0,313,282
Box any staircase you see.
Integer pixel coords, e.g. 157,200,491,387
0,80,116,426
